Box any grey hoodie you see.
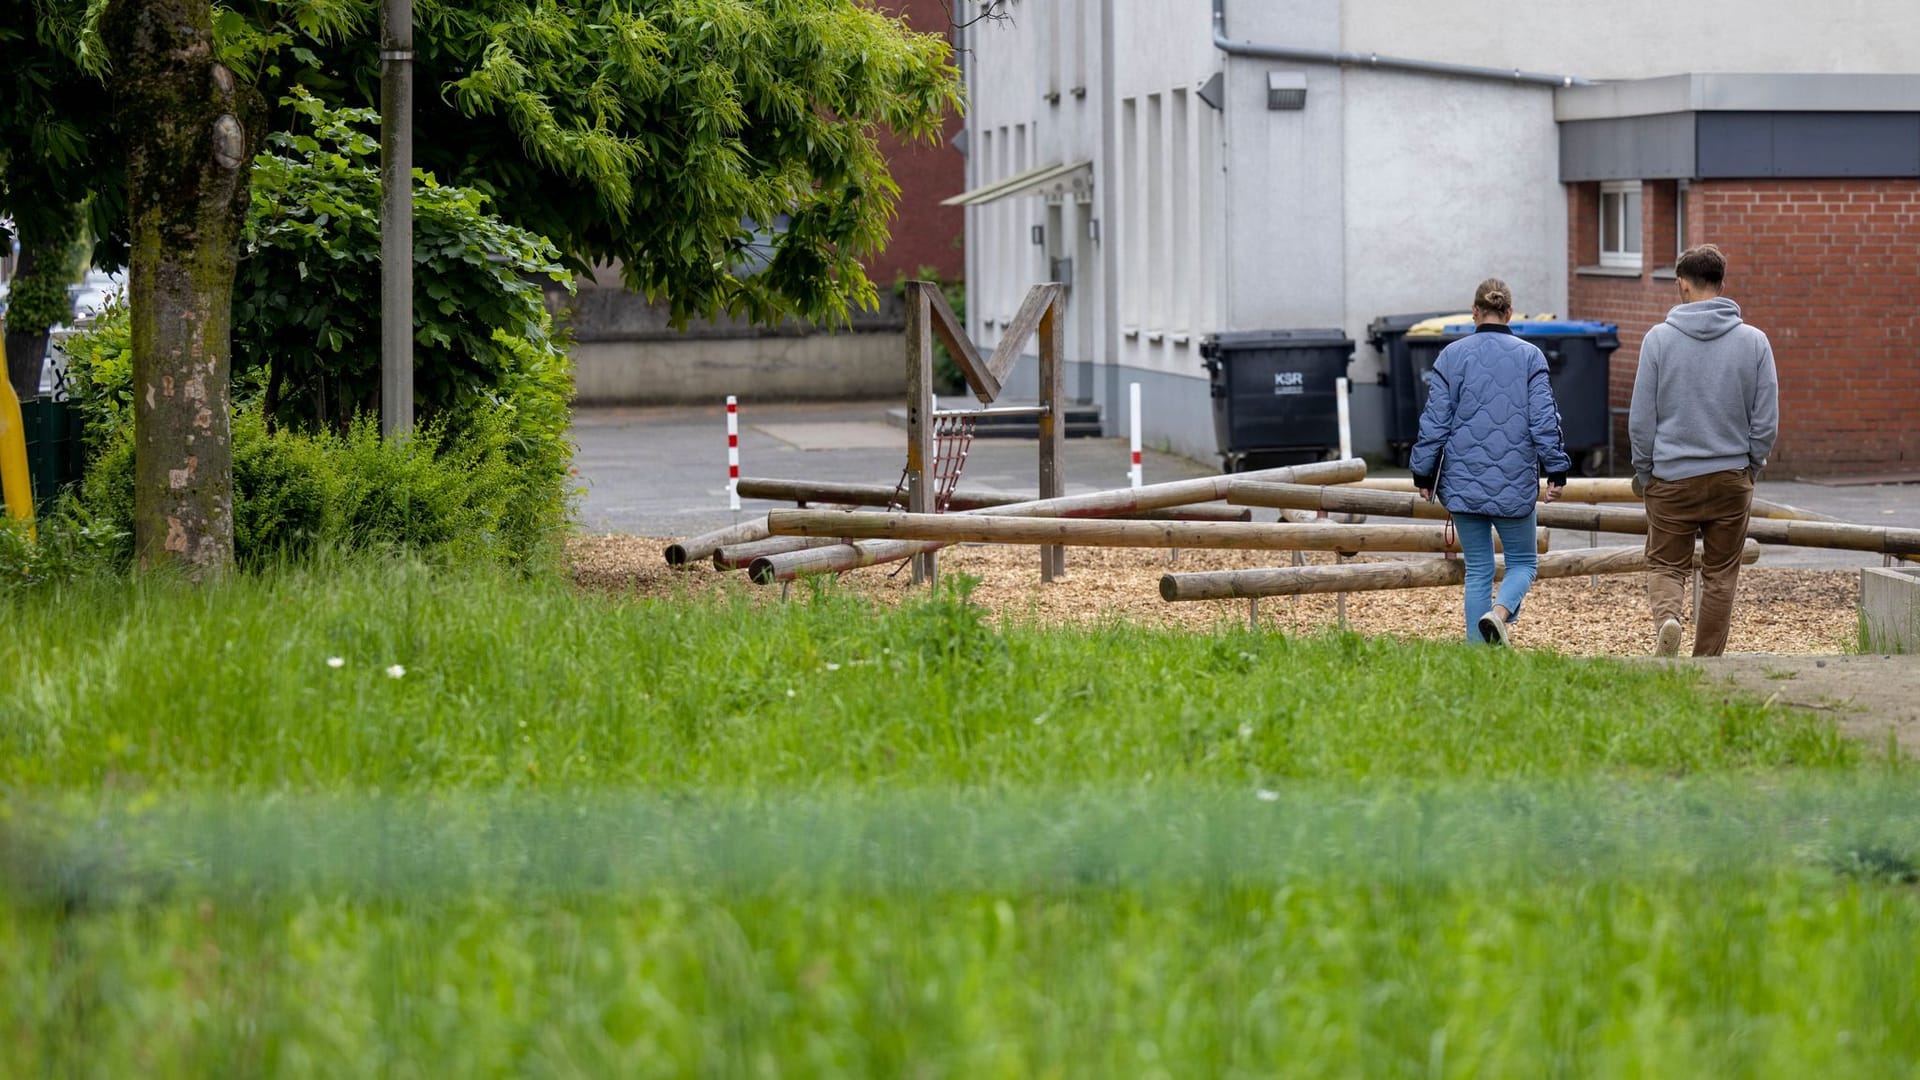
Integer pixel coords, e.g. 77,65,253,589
1629,297,1779,483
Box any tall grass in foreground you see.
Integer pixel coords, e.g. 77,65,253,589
0,561,1902,1078
0,562,1857,791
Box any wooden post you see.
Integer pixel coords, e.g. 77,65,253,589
1037,290,1066,582
905,282,936,585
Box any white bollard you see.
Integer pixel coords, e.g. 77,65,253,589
726,395,740,511
1129,382,1143,489
1335,377,1352,462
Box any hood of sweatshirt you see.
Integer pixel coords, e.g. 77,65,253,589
1664,296,1744,341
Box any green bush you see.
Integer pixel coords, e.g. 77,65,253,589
74,401,564,571
0,499,128,591
237,90,574,438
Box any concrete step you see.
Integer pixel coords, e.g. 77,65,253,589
885,402,1104,439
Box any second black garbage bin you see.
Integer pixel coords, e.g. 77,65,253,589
1402,320,1621,475
1367,311,1466,467
1200,329,1355,472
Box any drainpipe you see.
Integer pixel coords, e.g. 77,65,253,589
1210,0,1592,88
1098,0,1120,416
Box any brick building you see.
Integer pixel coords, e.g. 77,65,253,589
1561,75,1920,476
868,0,966,284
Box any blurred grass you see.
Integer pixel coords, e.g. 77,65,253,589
0,559,1909,1078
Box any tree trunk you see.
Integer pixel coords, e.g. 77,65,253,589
102,0,263,576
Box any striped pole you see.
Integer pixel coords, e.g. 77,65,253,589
726,396,740,511
1129,382,1142,489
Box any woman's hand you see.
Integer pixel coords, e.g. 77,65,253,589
1418,488,1434,502
1544,482,1565,504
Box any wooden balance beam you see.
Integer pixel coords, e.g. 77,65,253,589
1160,541,1762,602
766,511,1548,555
1230,482,1920,557
747,458,1369,584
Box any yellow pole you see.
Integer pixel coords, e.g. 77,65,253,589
0,331,37,530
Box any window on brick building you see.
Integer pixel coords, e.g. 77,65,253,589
1599,180,1642,270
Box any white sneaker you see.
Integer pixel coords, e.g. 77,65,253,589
1477,612,1510,647
1654,619,1684,658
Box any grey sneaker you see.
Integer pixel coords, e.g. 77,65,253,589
1477,612,1510,647
1654,619,1684,657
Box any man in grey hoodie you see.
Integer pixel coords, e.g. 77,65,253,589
1629,244,1779,657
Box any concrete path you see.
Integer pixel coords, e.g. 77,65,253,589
573,400,1920,571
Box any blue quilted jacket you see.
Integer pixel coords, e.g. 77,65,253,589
1408,324,1572,518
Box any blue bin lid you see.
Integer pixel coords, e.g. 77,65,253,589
1439,320,1618,336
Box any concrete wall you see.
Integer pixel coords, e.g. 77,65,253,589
1342,0,1920,79
1862,567,1920,654
572,334,903,406
563,284,909,406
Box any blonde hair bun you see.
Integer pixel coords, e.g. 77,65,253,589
1473,278,1513,314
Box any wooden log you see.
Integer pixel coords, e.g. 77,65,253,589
665,517,771,567
733,476,1249,520
1161,541,1761,602
1747,495,1920,564
714,535,843,570
1342,477,1641,502
767,511,1549,554
1233,481,1920,556
749,458,1369,583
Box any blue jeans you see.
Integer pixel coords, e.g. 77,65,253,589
1452,510,1539,644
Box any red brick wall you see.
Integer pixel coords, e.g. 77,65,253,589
1569,178,1920,475
866,0,966,285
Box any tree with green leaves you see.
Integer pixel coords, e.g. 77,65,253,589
0,1,115,399
22,0,960,574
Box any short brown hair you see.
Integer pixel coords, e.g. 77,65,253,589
1675,244,1727,288
1472,278,1513,315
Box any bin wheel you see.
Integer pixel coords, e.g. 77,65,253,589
1577,448,1608,477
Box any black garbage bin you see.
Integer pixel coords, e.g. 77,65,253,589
20,397,87,513
1367,311,1467,467
1403,320,1621,475
1200,329,1355,472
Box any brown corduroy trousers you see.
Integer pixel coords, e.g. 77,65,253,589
1643,468,1755,657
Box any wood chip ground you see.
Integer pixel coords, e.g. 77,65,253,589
573,536,1862,657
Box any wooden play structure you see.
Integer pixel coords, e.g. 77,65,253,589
663,280,1915,624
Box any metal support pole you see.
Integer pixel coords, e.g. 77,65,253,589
379,0,414,439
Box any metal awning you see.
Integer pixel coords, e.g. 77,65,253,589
941,160,1093,207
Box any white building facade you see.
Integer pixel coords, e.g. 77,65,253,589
955,0,1920,463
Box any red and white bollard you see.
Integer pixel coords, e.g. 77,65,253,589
726,395,740,511
1129,382,1142,489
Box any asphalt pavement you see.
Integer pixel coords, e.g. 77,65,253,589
574,400,1920,571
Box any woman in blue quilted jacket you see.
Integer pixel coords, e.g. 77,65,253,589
1409,279,1571,646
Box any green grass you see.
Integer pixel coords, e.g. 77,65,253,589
1,559,1913,1078
0,563,1855,791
